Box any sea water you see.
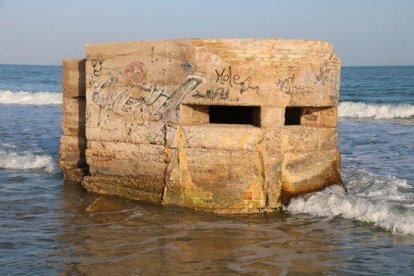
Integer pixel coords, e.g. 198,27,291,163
0,65,413,274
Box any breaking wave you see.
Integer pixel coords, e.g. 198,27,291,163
0,150,55,172
339,101,414,119
0,90,62,105
285,170,414,235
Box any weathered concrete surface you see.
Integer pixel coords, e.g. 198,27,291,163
59,38,341,213
58,59,88,182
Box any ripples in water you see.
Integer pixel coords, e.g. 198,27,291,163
0,176,413,275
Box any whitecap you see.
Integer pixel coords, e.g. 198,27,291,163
343,170,413,204
0,90,62,105
285,171,414,235
0,150,55,172
339,101,414,119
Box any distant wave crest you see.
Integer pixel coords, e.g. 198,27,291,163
339,101,414,119
0,90,62,105
285,170,414,235
0,150,55,172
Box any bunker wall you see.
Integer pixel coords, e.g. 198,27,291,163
60,38,341,213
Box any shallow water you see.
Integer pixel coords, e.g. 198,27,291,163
1,175,414,275
0,65,413,274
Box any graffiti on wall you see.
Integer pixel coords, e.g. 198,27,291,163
91,57,103,77
276,74,296,95
89,56,267,128
190,66,259,101
192,87,229,100
215,66,259,94
90,59,205,127
90,73,133,127
275,62,339,105
141,74,204,115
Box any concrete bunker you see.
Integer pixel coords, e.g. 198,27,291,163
59,38,341,213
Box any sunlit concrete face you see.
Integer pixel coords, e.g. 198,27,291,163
59,38,341,213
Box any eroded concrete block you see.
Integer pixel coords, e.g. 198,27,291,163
62,59,86,98
59,38,341,213
282,149,341,203
59,59,88,182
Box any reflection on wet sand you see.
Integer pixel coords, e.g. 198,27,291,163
53,181,345,275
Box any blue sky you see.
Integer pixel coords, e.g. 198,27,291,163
0,0,413,66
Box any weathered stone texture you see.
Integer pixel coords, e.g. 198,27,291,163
58,59,88,182
281,149,341,203
59,38,341,213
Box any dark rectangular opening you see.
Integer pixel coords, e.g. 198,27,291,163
285,107,302,125
209,105,260,126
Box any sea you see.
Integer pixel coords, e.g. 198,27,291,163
0,64,413,275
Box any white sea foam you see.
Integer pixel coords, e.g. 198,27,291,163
339,101,414,119
0,90,62,105
0,150,55,172
285,171,414,235
344,170,413,204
